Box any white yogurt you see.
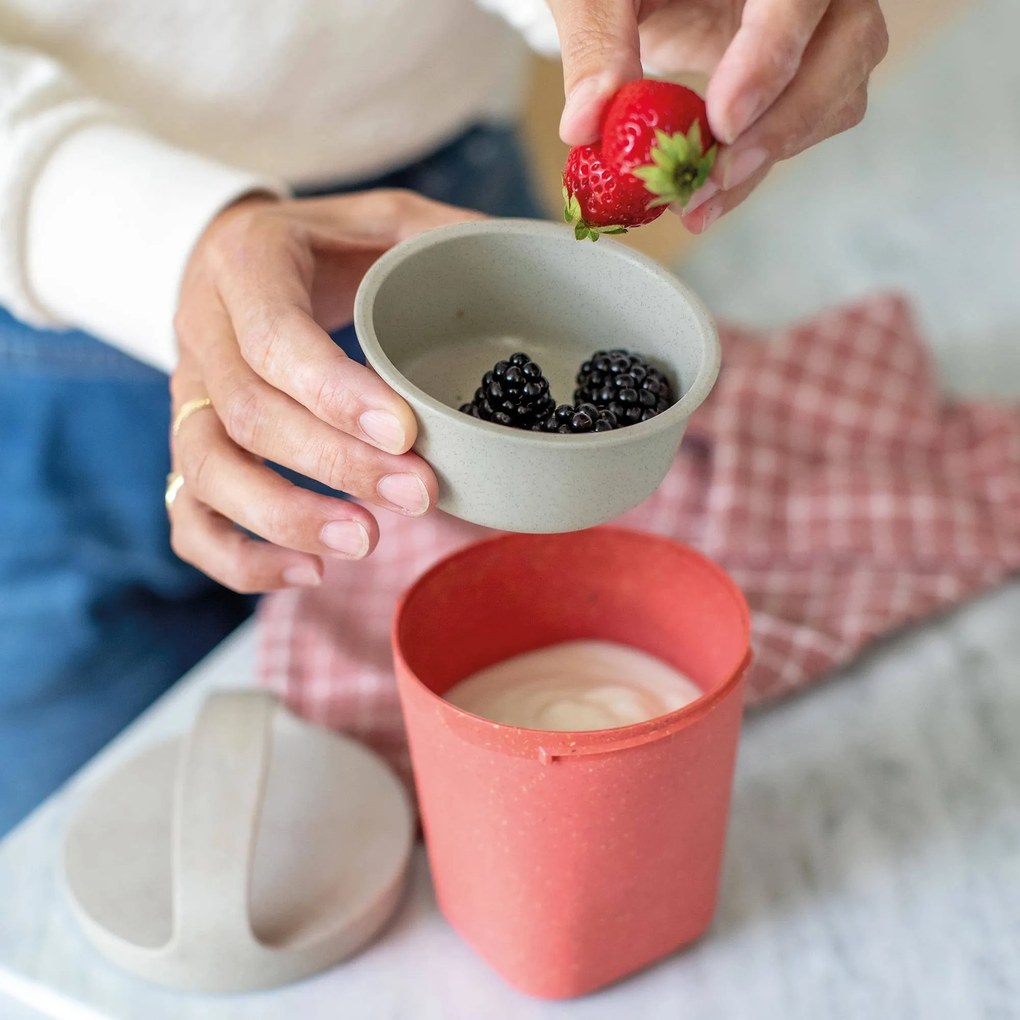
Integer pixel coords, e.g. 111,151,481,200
443,640,702,731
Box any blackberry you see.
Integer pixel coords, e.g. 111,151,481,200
575,349,674,422
459,352,555,429
460,347,668,435
534,402,621,434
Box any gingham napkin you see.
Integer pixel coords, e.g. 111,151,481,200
257,294,1020,780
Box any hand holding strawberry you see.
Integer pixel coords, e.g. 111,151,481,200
548,0,888,234
563,81,716,240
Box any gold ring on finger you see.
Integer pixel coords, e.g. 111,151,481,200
172,396,214,436
165,471,185,510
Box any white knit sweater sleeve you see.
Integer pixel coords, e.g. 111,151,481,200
475,0,561,56
0,44,287,372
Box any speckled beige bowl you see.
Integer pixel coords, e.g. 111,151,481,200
353,219,719,533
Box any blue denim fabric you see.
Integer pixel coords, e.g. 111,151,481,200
0,124,544,834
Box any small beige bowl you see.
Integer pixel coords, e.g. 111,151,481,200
353,219,719,533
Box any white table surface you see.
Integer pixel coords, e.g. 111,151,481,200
2,584,1019,1020
3,2,1020,1017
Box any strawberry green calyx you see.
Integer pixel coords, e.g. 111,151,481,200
631,122,717,210
562,188,628,242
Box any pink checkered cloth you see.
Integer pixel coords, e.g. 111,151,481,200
257,294,1020,781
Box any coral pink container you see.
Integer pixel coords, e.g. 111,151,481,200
392,528,751,999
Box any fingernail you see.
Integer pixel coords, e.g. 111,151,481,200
688,200,722,235
559,77,603,139
723,147,768,191
320,520,369,558
283,563,322,587
378,473,430,516
359,410,406,454
682,180,720,216
721,91,767,144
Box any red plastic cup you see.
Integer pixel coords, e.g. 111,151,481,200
392,527,751,999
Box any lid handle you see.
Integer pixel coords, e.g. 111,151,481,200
171,689,275,951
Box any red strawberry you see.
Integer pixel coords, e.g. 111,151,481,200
562,144,664,241
563,80,717,240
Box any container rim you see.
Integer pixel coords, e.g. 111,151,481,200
392,527,752,761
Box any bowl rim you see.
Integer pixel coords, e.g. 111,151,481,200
353,218,721,447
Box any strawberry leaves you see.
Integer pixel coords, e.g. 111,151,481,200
631,123,717,210
562,186,628,242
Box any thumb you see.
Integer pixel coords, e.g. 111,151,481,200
549,0,642,146
288,191,483,248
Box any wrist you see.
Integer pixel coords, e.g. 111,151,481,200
192,191,282,263
25,121,288,371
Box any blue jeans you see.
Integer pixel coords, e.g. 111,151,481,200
0,124,544,834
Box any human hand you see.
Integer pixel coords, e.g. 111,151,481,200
550,0,888,231
168,190,479,593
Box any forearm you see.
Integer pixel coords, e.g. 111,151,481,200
474,0,560,56
0,43,286,372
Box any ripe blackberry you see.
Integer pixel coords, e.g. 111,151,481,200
532,402,620,434
575,349,674,424
459,352,555,429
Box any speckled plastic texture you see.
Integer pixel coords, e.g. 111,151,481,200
354,220,720,533
392,528,751,999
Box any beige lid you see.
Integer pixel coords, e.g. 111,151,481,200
62,689,414,993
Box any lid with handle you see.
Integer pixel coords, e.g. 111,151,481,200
62,689,415,993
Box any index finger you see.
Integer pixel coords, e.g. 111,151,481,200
706,0,830,144
213,193,473,455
